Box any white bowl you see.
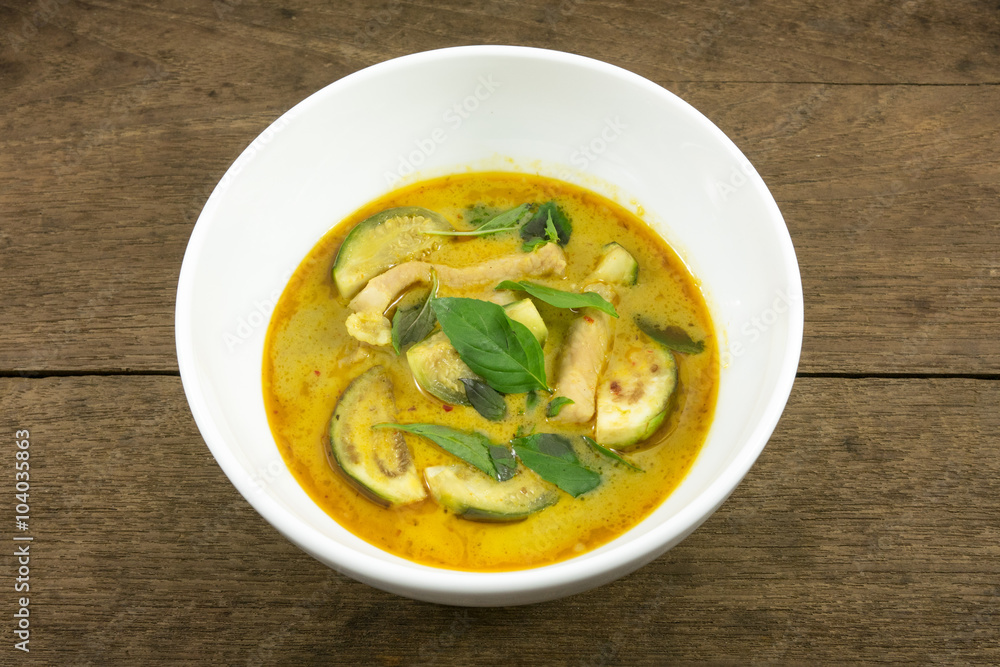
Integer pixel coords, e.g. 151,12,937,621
176,46,803,606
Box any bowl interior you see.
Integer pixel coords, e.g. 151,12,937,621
176,46,802,605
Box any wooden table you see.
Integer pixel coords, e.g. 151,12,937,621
2,0,997,663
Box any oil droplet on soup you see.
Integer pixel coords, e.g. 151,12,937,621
263,172,718,572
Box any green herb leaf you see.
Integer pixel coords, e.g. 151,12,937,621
521,237,549,252
476,204,531,234
546,396,574,418
582,436,644,472
495,280,618,318
390,273,439,354
520,201,571,246
375,423,496,478
460,378,507,422
635,317,705,354
431,297,549,394
543,211,560,243
525,391,539,412
489,445,518,482
511,433,601,497
424,204,531,237
464,203,495,226
521,211,561,251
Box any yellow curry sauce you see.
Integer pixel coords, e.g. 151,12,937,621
263,172,718,571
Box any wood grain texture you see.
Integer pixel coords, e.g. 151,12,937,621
676,82,1000,374
1,1,998,661
1,0,998,373
0,376,996,664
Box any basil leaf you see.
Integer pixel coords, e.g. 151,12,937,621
520,201,571,246
424,204,531,237
476,204,531,233
489,445,518,482
525,391,539,412
460,378,507,422
495,280,618,318
582,436,644,472
546,396,574,418
635,317,705,354
512,433,601,497
543,211,560,243
390,273,439,354
521,237,549,252
464,203,495,226
431,297,549,394
375,423,495,478
521,211,561,251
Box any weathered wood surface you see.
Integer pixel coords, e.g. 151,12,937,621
0,376,996,664
0,0,998,373
1,0,999,664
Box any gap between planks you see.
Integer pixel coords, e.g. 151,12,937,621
2,370,999,380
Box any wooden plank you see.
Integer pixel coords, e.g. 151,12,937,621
2,80,996,373
1,0,997,374
674,82,1000,374
0,375,996,663
5,0,995,86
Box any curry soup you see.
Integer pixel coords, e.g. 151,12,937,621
263,172,717,571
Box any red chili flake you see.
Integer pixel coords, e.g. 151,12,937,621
584,316,595,323
442,405,454,412
313,370,321,376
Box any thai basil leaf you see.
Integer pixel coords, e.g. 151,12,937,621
546,396,575,418
424,204,531,237
525,391,540,412
390,272,438,354
511,433,601,497
582,436,644,472
464,203,495,226
431,297,549,394
374,423,495,478
520,201,571,246
521,237,549,252
475,204,532,234
543,211,560,243
460,378,507,422
495,280,618,318
488,445,518,482
635,317,705,354
521,211,562,251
